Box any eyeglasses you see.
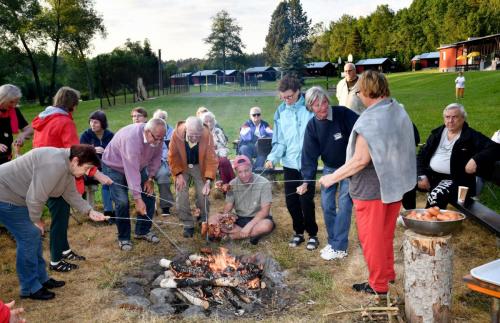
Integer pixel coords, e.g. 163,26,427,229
251,113,261,117
345,69,356,73
132,114,144,118
149,131,162,142
281,93,296,100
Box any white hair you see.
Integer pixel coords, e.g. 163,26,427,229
153,109,168,120
0,84,22,107
443,103,467,120
185,116,204,132
144,117,166,131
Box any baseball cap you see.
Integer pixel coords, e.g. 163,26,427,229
232,155,252,170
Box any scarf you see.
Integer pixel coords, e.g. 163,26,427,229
0,107,19,134
346,98,416,203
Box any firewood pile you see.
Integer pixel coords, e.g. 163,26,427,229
158,247,267,315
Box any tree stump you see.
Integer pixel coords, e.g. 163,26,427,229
403,230,453,323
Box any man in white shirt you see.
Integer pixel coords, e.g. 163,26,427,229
336,63,365,115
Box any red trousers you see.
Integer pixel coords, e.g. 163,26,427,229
218,157,235,184
353,199,401,293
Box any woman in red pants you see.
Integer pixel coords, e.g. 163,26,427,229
319,70,416,295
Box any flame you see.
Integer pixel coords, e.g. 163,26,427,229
246,277,260,289
208,247,239,272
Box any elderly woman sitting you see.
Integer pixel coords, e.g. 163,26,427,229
201,111,234,184
417,103,496,208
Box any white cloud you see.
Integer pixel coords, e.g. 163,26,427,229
90,0,412,60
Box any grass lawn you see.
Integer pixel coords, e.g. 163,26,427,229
2,70,499,322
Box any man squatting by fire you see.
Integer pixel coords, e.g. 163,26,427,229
207,155,275,245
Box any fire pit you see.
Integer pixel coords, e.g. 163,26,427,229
115,248,290,318
159,247,265,314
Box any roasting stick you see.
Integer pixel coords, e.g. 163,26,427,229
111,182,185,253
103,216,185,226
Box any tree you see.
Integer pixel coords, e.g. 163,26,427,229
204,10,245,80
0,0,46,105
41,0,105,98
264,1,290,65
280,40,304,75
264,0,311,73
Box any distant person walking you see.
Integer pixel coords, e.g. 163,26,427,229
455,72,465,99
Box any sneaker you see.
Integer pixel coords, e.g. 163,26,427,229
62,250,86,261
288,234,305,247
321,248,348,260
320,244,333,255
135,232,160,244
183,227,195,238
49,260,78,272
306,236,319,250
161,207,170,217
118,240,132,251
352,282,387,295
397,215,406,227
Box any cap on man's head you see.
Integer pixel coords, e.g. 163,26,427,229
232,155,252,170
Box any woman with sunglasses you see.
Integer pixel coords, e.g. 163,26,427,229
238,106,273,170
265,75,318,250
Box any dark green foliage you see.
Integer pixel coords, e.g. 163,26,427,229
310,0,500,68
204,10,245,76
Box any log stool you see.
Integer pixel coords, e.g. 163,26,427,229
403,230,453,323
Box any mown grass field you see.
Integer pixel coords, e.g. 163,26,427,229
2,70,499,322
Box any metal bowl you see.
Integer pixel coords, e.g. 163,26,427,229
401,209,466,236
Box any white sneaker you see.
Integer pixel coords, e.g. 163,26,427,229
320,248,348,261
320,244,333,255
397,215,407,227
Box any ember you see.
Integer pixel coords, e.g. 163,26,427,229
158,247,266,314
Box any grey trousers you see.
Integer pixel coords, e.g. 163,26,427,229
176,164,210,228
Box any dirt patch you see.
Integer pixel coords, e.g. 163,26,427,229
0,188,497,322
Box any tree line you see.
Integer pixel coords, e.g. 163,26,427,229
1,0,498,104
308,0,500,67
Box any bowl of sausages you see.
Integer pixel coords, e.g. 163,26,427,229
401,207,466,236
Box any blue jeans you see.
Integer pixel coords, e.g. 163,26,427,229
101,184,113,213
321,166,353,251
239,143,266,170
0,202,49,296
102,163,156,241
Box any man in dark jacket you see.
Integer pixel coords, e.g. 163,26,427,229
417,103,496,208
298,86,358,260
238,106,273,170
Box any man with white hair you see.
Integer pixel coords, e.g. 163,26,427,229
336,63,365,115
152,109,174,216
417,103,496,208
168,116,218,238
102,118,166,251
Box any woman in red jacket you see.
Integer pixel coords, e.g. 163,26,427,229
32,86,112,272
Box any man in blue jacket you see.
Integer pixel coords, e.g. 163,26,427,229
298,86,358,260
238,106,273,170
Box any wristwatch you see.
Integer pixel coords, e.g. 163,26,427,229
205,179,211,185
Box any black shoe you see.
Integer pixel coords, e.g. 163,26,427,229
352,282,387,295
49,260,78,272
62,250,86,261
183,227,194,238
42,278,65,289
21,287,55,300
249,236,261,245
306,236,319,250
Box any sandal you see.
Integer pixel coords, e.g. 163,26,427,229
118,240,133,251
49,260,78,272
134,232,160,244
62,250,86,261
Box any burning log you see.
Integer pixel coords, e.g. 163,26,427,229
159,258,210,278
161,276,241,288
175,288,209,310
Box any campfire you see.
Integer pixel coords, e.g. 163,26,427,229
158,247,267,315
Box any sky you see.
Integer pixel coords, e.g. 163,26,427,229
90,0,413,60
